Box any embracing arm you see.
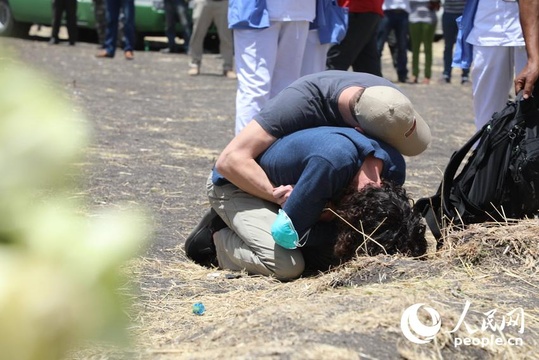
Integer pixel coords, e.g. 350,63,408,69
215,120,284,204
515,0,539,98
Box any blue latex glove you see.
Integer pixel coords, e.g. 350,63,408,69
271,209,299,249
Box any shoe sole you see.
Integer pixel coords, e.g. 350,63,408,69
184,209,219,266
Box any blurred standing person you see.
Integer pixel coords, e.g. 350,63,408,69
95,0,136,60
408,0,440,84
50,0,77,45
514,0,539,99
229,0,316,135
93,0,124,49
188,0,235,77
301,0,348,76
442,0,468,84
162,0,192,53
326,0,383,76
376,0,411,83
453,0,526,130
93,0,106,47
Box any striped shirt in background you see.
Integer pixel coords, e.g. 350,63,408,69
443,0,467,14
409,0,439,24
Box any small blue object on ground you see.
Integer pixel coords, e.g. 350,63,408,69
192,302,206,315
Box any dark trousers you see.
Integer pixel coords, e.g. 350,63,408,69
300,221,341,275
326,12,382,76
92,0,107,45
377,10,409,81
51,0,78,43
164,0,192,51
104,0,135,55
442,11,469,79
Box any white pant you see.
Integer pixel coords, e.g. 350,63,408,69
234,21,310,134
300,29,330,77
471,45,527,129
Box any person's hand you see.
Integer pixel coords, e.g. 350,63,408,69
273,185,294,206
515,62,539,99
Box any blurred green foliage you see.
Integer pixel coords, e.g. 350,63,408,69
0,54,150,360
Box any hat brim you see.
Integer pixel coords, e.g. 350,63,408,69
397,110,431,156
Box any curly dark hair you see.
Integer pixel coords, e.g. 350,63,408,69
333,181,427,261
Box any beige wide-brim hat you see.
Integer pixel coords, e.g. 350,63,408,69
354,86,431,156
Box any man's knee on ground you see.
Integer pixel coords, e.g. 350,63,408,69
270,252,305,281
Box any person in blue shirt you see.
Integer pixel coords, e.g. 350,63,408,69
185,126,427,280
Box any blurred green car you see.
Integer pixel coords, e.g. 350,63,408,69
0,0,167,46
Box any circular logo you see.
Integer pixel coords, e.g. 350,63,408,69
401,303,442,344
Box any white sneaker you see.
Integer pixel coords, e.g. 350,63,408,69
223,70,237,79
188,65,200,76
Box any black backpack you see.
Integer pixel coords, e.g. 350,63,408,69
414,93,539,243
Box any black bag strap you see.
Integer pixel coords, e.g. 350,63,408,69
415,129,485,242
440,126,485,218
423,196,443,244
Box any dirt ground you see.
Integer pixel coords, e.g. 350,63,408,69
2,32,538,360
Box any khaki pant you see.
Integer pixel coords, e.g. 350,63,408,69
189,0,234,71
206,174,304,280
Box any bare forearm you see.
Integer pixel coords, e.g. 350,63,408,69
216,154,277,203
515,0,539,97
214,120,280,203
520,0,539,64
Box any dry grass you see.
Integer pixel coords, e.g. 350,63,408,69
73,219,539,359
19,36,530,359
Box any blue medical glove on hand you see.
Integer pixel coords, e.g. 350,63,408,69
271,209,299,249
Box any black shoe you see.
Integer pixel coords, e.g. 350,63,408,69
49,38,59,45
184,209,227,267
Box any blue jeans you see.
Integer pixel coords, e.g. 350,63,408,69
164,0,191,51
104,0,135,55
377,9,409,81
442,11,469,79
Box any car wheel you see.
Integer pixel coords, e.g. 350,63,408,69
0,0,30,37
